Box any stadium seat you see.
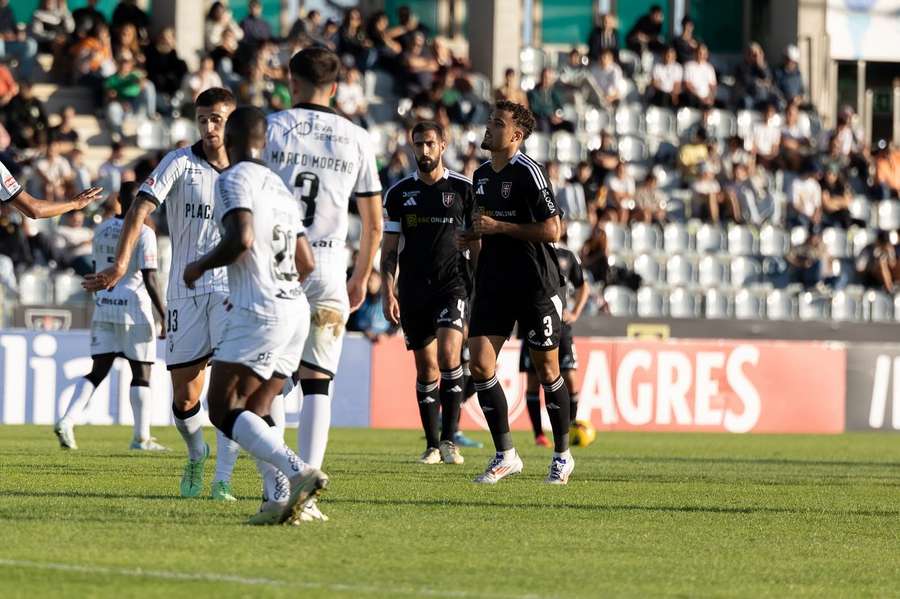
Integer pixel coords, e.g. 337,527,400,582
53,272,87,305
767,289,796,320
727,225,756,256
730,256,762,288
524,132,551,163
0,254,16,295
894,294,900,322
736,110,762,140
864,290,894,322
849,196,872,226
663,222,692,253
707,109,737,139
584,108,613,135
798,292,829,321
666,254,694,286
696,224,726,253
698,254,728,288
734,288,764,320
617,135,649,163
617,49,641,75
653,165,680,191
633,253,663,284
668,287,700,318
704,288,733,319
625,163,649,183
18,268,53,304
615,104,644,136
170,119,200,145
637,286,665,317
831,289,861,321
469,73,493,102
603,222,630,252
676,107,701,139
790,226,809,247
759,224,789,257
136,120,168,150
644,107,676,140
552,132,580,164
877,200,900,231
519,47,546,82
630,223,661,254
762,257,791,288
603,286,637,316
566,221,591,252
822,227,849,258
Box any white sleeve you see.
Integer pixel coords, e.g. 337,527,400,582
138,150,184,206
0,161,23,203
354,131,382,196
215,168,254,224
137,227,159,270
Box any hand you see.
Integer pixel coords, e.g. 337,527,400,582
157,320,166,340
182,260,204,289
347,274,367,312
473,213,502,236
456,228,479,248
562,309,574,324
383,292,400,325
70,187,103,210
82,262,127,292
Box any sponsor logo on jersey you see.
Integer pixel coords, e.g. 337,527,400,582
3,175,19,190
501,182,512,198
485,209,517,218
405,214,418,227
442,192,455,207
541,188,555,212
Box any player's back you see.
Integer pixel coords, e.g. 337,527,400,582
265,105,380,247
215,160,305,318
92,217,157,325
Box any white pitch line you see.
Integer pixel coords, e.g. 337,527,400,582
0,559,556,599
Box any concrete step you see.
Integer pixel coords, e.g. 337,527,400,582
32,83,96,115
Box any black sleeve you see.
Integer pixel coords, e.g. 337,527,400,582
522,162,559,223
463,181,476,230
383,185,401,234
568,251,585,288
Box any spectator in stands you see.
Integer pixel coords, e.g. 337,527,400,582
682,44,716,108
0,203,34,269
677,127,709,183
545,160,566,193
625,5,665,55
4,81,49,149
402,31,438,96
69,148,91,193
775,44,806,108
183,55,223,102
338,8,373,71
780,102,813,172
379,148,411,190
336,66,368,128
580,214,609,282
633,173,667,224
240,0,271,46
589,48,624,109
874,139,900,199
751,102,782,170
395,5,429,52
722,135,753,180
288,9,320,43
820,164,854,229
856,230,898,291
494,68,528,107
786,233,825,289
605,161,636,223
528,68,574,133
30,132,74,203
72,0,105,37
54,210,93,275
71,22,115,102
235,62,269,109
112,22,144,67
367,10,403,73
693,162,726,223
649,45,682,108
210,26,241,89
735,42,778,110
589,137,619,195
205,1,242,51
346,270,394,342
31,0,74,52
0,0,38,79
819,132,850,175
145,27,187,115
673,17,699,64
51,105,79,150
727,162,772,225
557,161,594,222
111,0,149,45
104,52,156,143
788,163,823,231
558,49,592,101
587,13,618,64
830,106,868,175
0,62,18,106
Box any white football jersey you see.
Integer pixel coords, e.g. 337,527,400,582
265,103,381,248
215,160,306,318
0,160,23,203
138,142,228,300
92,217,158,326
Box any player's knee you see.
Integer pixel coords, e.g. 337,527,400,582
128,361,151,387
213,407,242,437
436,352,460,372
299,378,331,396
534,359,560,384
86,354,116,386
469,360,494,381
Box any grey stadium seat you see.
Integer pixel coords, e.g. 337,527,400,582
734,288,764,320
864,290,894,322
736,110,762,140
676,107,701,139
604,286,637,316
730,256,762,288
894,294,900,322
798,292,829,321
604,222,630,253
633,253,663,284
762,256,791,288
666,254,694,286
696,224,726,253
552,132,580,164
618,135,649,163
767,289,796,320
759,224,789,257
698,254,728,288
663,221,691,253
523,132,551,163
53,272,87,305
18,268,53,304
831,289,861,322
851,227,876,258
637,286,665,317
790,226,809,247
668,287,700,318
707,109,737,140
822,227,849,258
644,106,676,140
584,108,613,135
877,200,900,231
849,196,872,226
704,288,733,319
630,223,661,254
727,225,756,256
615,104,644,136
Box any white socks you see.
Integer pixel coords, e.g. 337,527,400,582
256,458,289,503
60,378,95,426
298,391,331,469
269,393,286,431
231,411,307,478
213,428,240,484
174,404,207,461
129,385,151,441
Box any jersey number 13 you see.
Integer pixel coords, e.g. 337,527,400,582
294,172,320,227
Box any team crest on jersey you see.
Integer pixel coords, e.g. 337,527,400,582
3,175,18,190
144,176,154,187
442,192,455,207
501,182,512,198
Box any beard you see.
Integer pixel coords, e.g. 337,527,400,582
416,156,438,173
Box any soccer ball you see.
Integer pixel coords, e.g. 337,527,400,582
569,420,597,447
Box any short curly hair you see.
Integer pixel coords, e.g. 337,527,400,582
494,100,536,141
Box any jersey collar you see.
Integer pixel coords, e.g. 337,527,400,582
191,141,224,173
292,101,338,115
412,168,450,183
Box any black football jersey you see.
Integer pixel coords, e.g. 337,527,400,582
472,151,562,298
555,246,585,301
383,168,475,297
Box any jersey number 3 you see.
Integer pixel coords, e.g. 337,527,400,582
294,172,320,227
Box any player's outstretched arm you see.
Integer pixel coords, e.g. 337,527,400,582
348,193,383,312
474,213,560,243
11,187,103,220
183,209,253,289
294,233,315,282
83,194,155,291
379,232,400,325
141,268,167,338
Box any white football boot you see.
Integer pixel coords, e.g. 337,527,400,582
439,440,464,464
474,451,524,484
54,421,77,450
544,453,575,485
418,447,441,464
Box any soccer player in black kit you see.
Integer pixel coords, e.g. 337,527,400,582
518,220,590,446
463,100,575,484
381,121,476,466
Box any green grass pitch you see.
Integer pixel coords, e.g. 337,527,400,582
1,426,898,598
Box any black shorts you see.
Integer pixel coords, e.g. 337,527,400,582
399,290,467,350
519,323,577,372
469,290,564,351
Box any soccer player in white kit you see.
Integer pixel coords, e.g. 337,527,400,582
55,182,166,450
265,47,383,521
183,106,326,525
84,88,242,501
0,158,101,218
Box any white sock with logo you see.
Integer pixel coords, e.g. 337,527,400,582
231,411,308,478
213,428,240,484
256,458,288,504
298,390,331,469
173,403,207,461
129,385,152,442
60,378,96,426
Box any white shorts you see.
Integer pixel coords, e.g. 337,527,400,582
91,321,156,363
165,292,229,370
214,298,311,381
301,255,350,378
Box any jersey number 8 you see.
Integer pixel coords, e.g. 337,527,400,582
294,171,320,227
